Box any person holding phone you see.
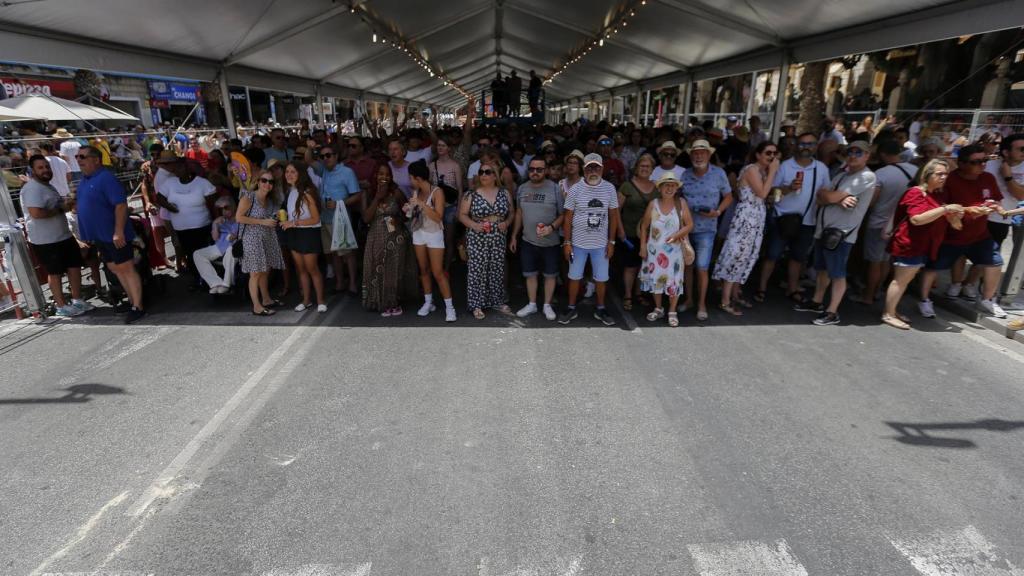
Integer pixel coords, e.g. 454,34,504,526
279,162,327,314
236,169,285,316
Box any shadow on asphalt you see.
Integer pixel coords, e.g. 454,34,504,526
0,383,125,405
885,418,1024,448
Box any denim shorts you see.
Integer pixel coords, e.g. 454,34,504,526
927,239,1003,270
892,254,926,267
520,241,560,278
813,239,854,279
689,231,716,271
765,218,815,262
568,246,610,282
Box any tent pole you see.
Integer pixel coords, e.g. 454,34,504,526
745,71,757,124
218,69,236,138
682,78,693,129
771,52,791,143
315,84,326,129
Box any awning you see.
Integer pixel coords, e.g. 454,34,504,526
0,94,139,122
0,104,35,122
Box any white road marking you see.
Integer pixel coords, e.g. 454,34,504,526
28,491,129,576
57,327,177,388
891,525,1024,575
477,554,583,576
687,539,809,576
260,563,372,576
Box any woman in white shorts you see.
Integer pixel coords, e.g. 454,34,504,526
407,159,456,321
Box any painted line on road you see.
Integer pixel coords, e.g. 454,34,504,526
260,563,372,576
28,491,129,576
477,554,583,576
126,304,347,517
891,524,1023,576
687,539,809,576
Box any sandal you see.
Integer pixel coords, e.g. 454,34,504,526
735,295,754,309
667,312,679,327
786,290,804,304
493,304,513,315
262,299,284,309
719,303,743,316
473,308,486,320
897,313,911,324
646,308,665,322
623,297,633,311
753,290,766,303
881,314,910,330
696,310,709,321
252,308,276,316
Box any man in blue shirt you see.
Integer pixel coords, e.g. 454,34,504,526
262,128,293,168
306,142,362,294
679,139,732,321
75,145,145,323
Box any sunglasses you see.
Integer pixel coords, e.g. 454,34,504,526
479,169,495,176
259,177,274,184
320,153,335,159
965,158,987,165
847,149,866,157
528,167,546,173
797,142,816,148
763,150,778,157
598,139,613,146
75,154,95,160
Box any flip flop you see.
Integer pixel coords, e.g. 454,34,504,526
719,304,743,317
252,308,276,316
473,308,486,320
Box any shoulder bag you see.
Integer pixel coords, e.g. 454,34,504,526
433,161,460,205
231,192,255,258
818,174,852,251
776,166,817,240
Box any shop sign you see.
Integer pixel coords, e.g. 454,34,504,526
148,81,200,103
0,77,77,99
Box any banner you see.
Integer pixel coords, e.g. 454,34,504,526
0,77,77,100
147,81,200,103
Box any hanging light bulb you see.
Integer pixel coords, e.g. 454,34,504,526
372,32,377,43
599,38,604,47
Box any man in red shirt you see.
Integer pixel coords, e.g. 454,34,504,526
597,135,625,187
925,144,1009,318
184,138,209,171
344,136,378,193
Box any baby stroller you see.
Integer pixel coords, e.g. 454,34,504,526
103,214,167,306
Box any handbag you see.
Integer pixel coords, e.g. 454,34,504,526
231,192,255,258
817,175,853,251
434,161,460,205
776,166,816,239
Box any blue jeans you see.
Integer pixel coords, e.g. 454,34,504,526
689,231,716,271
568,246,610,282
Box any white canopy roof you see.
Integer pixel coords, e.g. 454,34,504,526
0,104,34,122
0,95,139,122
0,0,1019,111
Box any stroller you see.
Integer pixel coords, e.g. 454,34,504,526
102,214,167,306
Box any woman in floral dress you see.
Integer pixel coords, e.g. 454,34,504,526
361,163,411,316
713,141,779,316
458,160,514,319
639,172,693,327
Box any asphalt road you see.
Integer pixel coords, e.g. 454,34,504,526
3,285,1024,576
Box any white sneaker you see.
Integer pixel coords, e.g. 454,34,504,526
209,286,220,294
919,299,935,318
317,304,328,313
584,282,596,298
55,304,82,317
945,282,962,298
979,298,1007,319
444,307,457,322
543,304,556,321
418,301,436,316
71,299,94,313
961,283,979,300
516,302,538,317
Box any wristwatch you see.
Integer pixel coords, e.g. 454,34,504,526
609,240,617,245
1005,175,1014,183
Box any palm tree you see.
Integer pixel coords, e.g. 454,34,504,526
796,61,828,135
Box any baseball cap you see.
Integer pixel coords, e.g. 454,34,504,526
846,140,870,153
583,153,603,168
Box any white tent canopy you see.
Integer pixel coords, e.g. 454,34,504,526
0,104,34,122
0,0,1019,111
0,94,139,122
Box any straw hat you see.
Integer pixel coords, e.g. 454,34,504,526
54,128,74,139
655,171,681,188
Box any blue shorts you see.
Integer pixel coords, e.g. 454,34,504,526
892,254,926,267
927,239,1003,270
568,246,610,282
520,241,560,278
765,218,815,262
95,241,135,265
689,231,716,271
813,240,854,279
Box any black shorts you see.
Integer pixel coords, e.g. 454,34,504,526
30,237,84,275
95,241,135,265
287,227,322,255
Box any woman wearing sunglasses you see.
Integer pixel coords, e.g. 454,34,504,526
280,162,327,313
713,141,779,315
236,169,286,316
459,160,513,319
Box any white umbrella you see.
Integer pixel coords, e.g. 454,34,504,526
0,103,36,121
0,94,138,122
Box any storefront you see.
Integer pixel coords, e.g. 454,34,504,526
148,81,206,126
0,76,76,100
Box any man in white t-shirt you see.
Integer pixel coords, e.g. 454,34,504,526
404,129,432,164
56,128,82,177
42,143,72,197
650,141,685,183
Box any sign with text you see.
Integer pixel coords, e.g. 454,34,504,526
1,77,76,99
148,81,200,103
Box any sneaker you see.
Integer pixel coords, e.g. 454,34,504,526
391,307,404,317
945,282,962,298
445,307,457,322
417,301,436,316
594,307,615,326
294,303,311,312
793,298,824,313
55,304,81,317
124,307,146,324
542,304,556,321
71,299,94,313
516,302,538,318
557,307,578,325
114,301,131,314
961,283,979,300
978,298,1007,319
317,304,328,313
918,299,936,318
813,311,840,326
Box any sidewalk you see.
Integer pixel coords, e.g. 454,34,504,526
930,271,1024,344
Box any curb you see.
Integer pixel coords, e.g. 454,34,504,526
931,296,1024,344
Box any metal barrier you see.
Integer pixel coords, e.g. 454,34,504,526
0,177,46,319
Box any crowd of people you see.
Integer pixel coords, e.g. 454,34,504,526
11,101,1024,330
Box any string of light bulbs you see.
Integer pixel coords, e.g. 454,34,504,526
349,3,470,100
544,0,649,86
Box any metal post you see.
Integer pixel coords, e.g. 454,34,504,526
1001,228,1024,304
315,84,326,129
643,90,652,127
634,87,642,125
244,86,254,125
771,52,791,143
745,71,757,124
0,179,46,317
218,69,236,138
682,79,693,129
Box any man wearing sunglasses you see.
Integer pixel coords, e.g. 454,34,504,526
927,144,1008,318
796,139,877,326
597,135,625,187
262,128,292,169
75,146,145,323
306,143,362,295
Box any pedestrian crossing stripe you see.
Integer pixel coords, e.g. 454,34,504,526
687,539,809,576
890,524,1024,576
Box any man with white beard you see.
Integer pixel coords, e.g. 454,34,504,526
558,154,621,326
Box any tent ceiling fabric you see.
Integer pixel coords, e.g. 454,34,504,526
0,0,1019,108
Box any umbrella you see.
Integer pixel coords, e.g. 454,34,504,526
0,94,138,122
0,103,35,121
